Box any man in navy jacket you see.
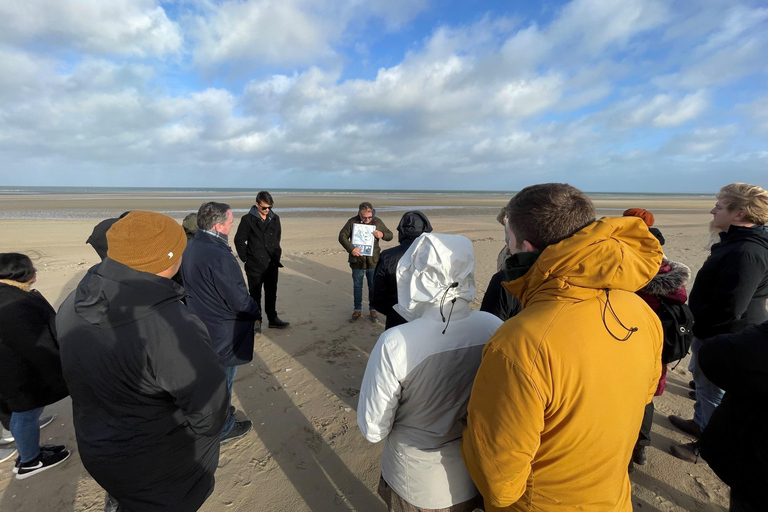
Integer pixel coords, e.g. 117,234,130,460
182,201,259,444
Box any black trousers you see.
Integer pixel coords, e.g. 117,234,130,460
637,400,654,447
246,265,279,322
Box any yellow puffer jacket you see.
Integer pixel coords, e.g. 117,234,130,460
462,217,663,511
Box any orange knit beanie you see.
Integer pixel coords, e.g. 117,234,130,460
623,208,655,227
107,211,187,274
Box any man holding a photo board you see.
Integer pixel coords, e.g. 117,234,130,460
338,202,393,322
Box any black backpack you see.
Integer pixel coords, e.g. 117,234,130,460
657,299,695,365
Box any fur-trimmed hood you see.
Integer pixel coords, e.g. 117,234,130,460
639,258,690,297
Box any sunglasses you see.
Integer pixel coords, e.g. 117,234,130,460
257,205,273,210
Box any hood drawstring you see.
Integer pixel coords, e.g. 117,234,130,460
602,289,638,341
440,282,459,335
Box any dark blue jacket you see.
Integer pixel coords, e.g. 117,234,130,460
181,231,260,366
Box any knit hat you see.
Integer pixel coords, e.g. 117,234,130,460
623,208,655,227
107,211,187,274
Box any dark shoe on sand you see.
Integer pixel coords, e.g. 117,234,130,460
268,317,290,328
632,446,647,465
349,311,362,323
668,415,703,438
670,441,700,463
221,420,252,445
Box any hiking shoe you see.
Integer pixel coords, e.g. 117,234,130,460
689,380,696,390
349,311,362,323
369,311,379,323
669,441,700,463
668,415,702,438
632,446,647,465
220,420,252,445
0,415,55,445
0,447,17,464
254,320,262,334
14,445,66,473
16,447,70,480
268,317,290,328
688,390,696,401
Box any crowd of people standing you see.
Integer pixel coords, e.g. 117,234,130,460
0,182,767,512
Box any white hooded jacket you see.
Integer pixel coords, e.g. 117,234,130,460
358,233,503,508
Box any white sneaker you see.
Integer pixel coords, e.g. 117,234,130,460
0,447,17,464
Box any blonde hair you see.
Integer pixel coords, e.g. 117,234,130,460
717,183,768,225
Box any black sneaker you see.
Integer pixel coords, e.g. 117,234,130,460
220,420,252,445
632,446,647,465
15,444,66,474
268,317,290,328
16,447,70,480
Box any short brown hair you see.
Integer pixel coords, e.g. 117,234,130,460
359,202,373,212
256,191,273,206
717,183,768,225
505,183,596,250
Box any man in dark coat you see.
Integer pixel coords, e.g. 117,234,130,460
182,202,258,444
370,211,432,329
234,191,289,333
57,211,228,512
338,202,393,322
699,320,768,512
669,183,768,462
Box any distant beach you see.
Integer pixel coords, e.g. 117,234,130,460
0,187,715,220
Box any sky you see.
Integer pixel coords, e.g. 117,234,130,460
0,0,766,192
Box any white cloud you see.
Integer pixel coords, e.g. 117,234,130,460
653,91,708,126
0,0,182,56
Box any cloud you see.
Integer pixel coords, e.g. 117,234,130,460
0,0,182,56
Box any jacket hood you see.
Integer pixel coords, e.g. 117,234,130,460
504,216,663,308
393,233,475,322
718,224,768,251
248,205,275,220
397,210,433,243
639,258,691,297
74,258,184,328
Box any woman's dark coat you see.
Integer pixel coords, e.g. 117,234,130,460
688,225,768,339
57,258,228,512
699,320,768,505
0,282,69,412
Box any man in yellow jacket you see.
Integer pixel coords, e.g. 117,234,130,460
462,183,663,511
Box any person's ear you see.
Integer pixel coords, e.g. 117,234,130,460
522,240,536,252
734,210,747,222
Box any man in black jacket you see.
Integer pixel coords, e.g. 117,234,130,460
57,211,229,512
669,183,768,462
370,211,432,329
699,320,768,512
182,202,258,444
234,191,289,333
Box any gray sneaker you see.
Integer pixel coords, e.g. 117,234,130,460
220,420,252,445
0,447,17,464
1,415,56,445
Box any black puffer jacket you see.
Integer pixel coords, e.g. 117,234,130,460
57,258,228,512
234,207,283,274
700,320,768,505
371,211,432,329
688,225,768,339
0,282,68,412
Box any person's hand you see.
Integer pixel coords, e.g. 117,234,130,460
351,248,362,257
373,230,383,239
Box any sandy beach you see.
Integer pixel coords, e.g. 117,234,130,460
0,191,729,512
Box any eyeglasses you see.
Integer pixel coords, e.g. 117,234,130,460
360,215,373,220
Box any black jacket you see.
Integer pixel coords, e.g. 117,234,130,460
338,214,393,269
0,283,68,413
181,230,260,366
371,211,432,329
479,251,537,322
699,320,768,504
56,258,228,512
234,207,283,274
688,225,768,339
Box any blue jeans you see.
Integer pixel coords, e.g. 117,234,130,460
352,268,376,312
10,408,43,463
220,366,237,438
691,338,724,430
